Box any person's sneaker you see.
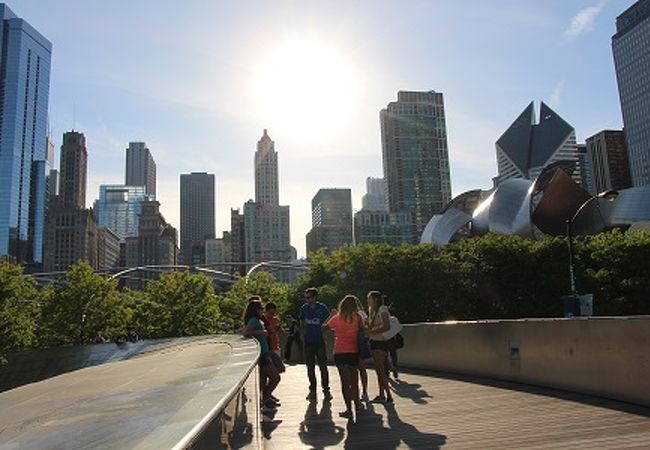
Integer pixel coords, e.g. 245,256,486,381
270,395,280,402
361,392,369,401
306,391,317,401
265,398,280,408
370,395,386,403
385,396,394,405
323,390,333,400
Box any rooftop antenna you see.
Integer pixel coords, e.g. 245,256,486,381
72,103,76,131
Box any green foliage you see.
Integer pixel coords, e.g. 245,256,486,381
3,229,648,354
139,271,221,338
39,261,131,345
296,231,650,322
0,262,39,359
219,271,292,327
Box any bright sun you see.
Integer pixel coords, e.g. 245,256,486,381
253,37,361,137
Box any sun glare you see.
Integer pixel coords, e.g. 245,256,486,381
253,37,361,137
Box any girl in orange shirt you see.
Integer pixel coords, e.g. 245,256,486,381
322,294,365,419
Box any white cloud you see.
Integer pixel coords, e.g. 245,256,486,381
564,1,607,41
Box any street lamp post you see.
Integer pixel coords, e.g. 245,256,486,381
566,190,619,309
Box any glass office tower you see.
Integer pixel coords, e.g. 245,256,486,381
95,185,153,239
613,0,650,186
0,4,52,263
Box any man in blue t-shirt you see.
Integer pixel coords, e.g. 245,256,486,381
299,287,331,401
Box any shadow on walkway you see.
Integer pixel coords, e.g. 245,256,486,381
343,402,446,449
298,399,345,449
388,377,432,404
401,367,650,418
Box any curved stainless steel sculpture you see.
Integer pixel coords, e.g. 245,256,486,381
422,166,650,245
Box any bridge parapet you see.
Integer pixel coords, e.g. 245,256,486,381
0,335,261,449
396,316,650,407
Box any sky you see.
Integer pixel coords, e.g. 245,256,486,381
11,0,634,258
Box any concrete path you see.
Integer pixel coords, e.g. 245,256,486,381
261,364,650,449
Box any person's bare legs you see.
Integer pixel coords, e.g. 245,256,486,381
371,348,392,401
263,362,280,402
358,358,368,398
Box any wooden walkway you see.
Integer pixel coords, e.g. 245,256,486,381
258,364,650,449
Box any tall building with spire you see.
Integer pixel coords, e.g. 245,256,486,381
125,142,156,196
244,130,291,263
255,129,279,206
380,91,452,239
495,101,580,185
612,0,650,186
43,131,97,271
0,4,52,264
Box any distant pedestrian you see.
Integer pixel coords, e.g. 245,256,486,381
264,302,282,356
366,290,393,404
299,287,332,401
322,295,364,419
283,316,300,361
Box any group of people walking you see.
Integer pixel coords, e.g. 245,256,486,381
241,286,400,420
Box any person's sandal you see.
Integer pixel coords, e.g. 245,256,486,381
338,410,353,418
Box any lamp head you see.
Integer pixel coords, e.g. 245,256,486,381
597,190,619,201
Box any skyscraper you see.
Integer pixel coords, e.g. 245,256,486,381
0,4,52,264
125,142,156,196
244,130,291,263
495,102,580,185
94,185,152,239
125,200,178,284
59,131,87,209
361,177,388,212
612,0,650,186
180,172,215,264
586,130,632,194
306,188,352,254
255,129,279,206
380,91,452,239
43,131,97,272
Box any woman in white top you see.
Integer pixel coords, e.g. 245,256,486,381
366,290,393,404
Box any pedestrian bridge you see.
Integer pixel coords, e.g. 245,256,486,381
1,317,649,448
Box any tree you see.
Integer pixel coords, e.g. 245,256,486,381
0,262,39,361
220,271,292,328
141,271,221,338
39,261,131,345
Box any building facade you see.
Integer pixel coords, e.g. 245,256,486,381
125,142,156,196
0,4,52,264
380,91,452,238
495,102,580,185
124,200,178,267
180,172,215,265
244,130,291,264
612,0,650,186
94,185,152,240
354,210,413,246
586,130,632,194
306,188,352,254
361,177,388,212
43,131,97,272
97,226,120,271
255,129,279,206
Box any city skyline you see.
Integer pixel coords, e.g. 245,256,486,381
11,1,635,257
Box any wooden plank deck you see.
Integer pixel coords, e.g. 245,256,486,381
259,364,650,449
